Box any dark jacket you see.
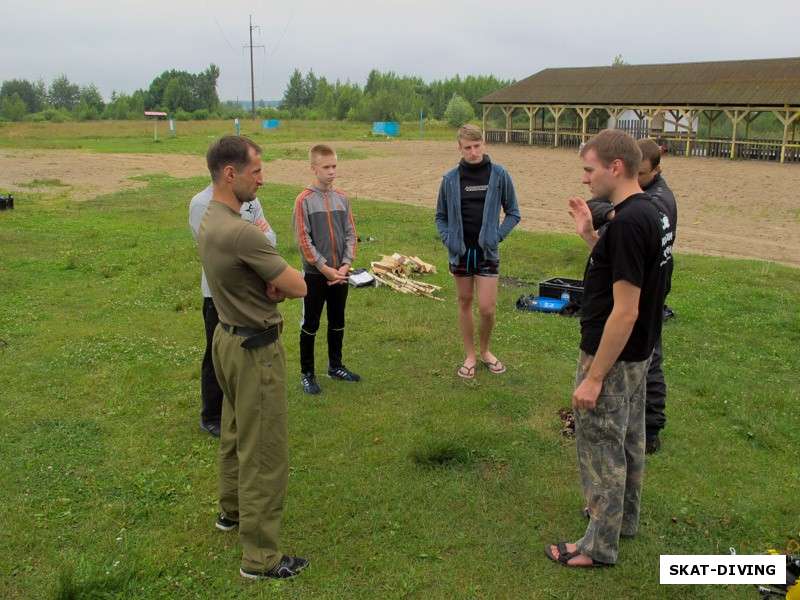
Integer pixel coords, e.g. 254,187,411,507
434,161,521,264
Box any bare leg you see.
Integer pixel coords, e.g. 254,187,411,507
475,275,498,362
454,275,477,367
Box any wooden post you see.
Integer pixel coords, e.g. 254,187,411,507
502,106,513,144
548,106,565,147
606,107,622,130
703,110,721,139
724,109,744,160
742,111,760,141
525,106,534,145
773,108,800,163
482,104,488,139
684,110,695,156
578,107,593,143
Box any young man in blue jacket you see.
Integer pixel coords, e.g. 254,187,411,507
435,124,521,379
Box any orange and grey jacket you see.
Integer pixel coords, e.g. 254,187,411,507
292,185,357,274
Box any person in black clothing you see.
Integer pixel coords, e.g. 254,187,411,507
547,129,669,568
583,138,677,453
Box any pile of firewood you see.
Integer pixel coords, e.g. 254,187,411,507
370,253,436,276
370,253,442,301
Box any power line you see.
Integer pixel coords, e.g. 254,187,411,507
211,15,237,54
244,15,265,118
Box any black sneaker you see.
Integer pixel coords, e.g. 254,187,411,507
645,434,661,455
200,421,221,438
301,372,321,395
327,365,361,382
240,555,309,580
215,513,238,532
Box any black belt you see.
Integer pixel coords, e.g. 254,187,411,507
220,322,280,349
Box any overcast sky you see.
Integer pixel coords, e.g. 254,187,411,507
2,0,798,101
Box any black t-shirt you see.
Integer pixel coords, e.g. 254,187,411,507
643,174,677,296
580,193,668,362
459,155,491,247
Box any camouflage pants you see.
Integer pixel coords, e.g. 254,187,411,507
574,351,649,564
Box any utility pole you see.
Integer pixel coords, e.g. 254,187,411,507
244,15,264,119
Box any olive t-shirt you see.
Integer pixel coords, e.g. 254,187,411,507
198,200,288,329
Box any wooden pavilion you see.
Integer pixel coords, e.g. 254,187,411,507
479,57,800,163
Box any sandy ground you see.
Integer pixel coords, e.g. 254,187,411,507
2,142,799,266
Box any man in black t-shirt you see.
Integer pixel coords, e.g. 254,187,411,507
582,138,676,453
546,130,668,568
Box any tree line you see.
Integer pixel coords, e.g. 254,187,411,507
1,66,513,125
0,65,222,122
278,69,513,124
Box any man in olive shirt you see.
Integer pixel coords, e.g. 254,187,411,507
198,135,308,580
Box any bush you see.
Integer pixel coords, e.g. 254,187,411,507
174,109,192,121
444,94,475,128
1,93,27,121
192,108,209,120
23,111,47,122
75,102,100,121
256,107,291,120
42,108,72,122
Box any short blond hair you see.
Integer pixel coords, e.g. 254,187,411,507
309,144,336,164
457,124,483,143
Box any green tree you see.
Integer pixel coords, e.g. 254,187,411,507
0,79,46,113
282,69,305,109
103,91,130,120
163,78,193,112
79,84,105,112
303,70,319,106
193,64,220,111
48,74,80,110
444,93,475,127
612,54,628,67
1,93,27,121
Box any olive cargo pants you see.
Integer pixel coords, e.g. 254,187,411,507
212,325,288,572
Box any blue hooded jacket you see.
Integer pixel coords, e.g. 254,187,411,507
434,160,521,265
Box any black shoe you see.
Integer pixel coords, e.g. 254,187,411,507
200,421,221,438
215,513,238,532
240,555,309,580
301,372,321,395
327,365,361,382
645,434,661,455
663,305,675,321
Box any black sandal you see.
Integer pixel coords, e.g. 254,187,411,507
544,542,612,568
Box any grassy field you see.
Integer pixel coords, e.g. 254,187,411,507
0,172,798,599
0,119,456,156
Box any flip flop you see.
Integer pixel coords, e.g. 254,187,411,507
481,358,506,374
457,363,476,380
544,542,612,568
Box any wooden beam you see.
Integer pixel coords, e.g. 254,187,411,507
577,107,593,143
724,109,745,160
502,106,513,144
524,105,540,145
482,104,488,139
547,106,565,147
773,108,800,163
701,110,721,138
683,110,695,156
